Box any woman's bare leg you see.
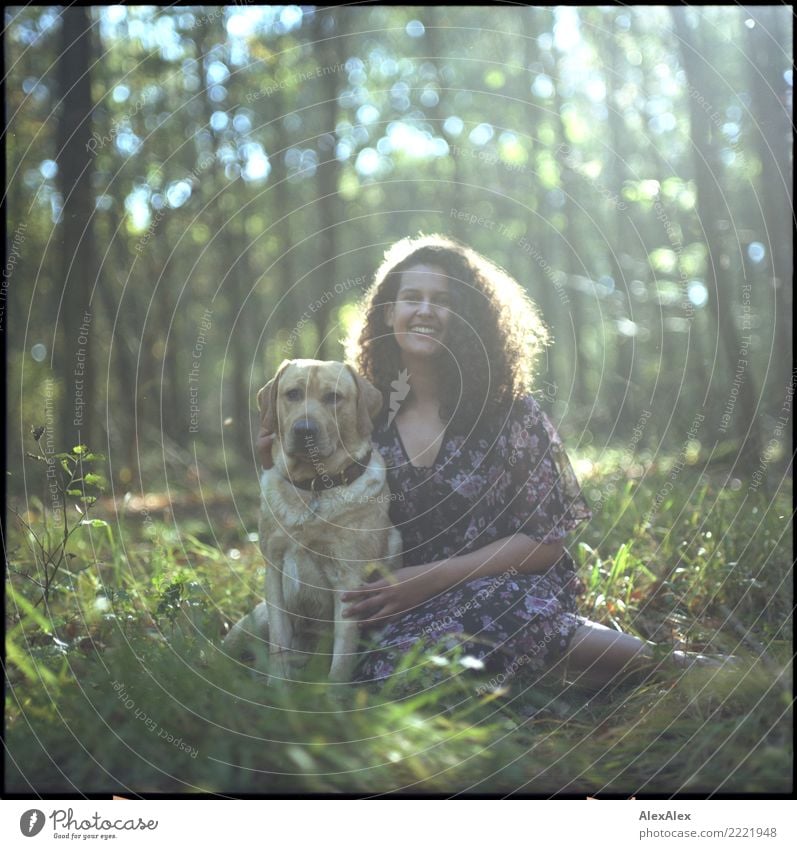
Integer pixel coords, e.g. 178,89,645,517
562,620,655,690
561,619,734,690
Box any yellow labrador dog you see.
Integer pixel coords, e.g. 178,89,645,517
225,359,402,682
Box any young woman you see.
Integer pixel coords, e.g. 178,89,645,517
258,234,726,691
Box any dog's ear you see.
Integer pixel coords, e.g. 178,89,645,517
345,364,383,438
257,360,291,434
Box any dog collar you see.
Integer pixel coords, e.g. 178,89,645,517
284,448,373,492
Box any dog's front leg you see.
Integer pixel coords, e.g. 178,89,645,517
329,592,361,683
223,602,270,665
265,563,294,682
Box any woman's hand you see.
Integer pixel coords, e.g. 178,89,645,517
257,428,276,469
341,564,444,628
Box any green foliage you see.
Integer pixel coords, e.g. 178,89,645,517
7,442,108,606
5,458,792,795
3,4,793,795
3,6,793,485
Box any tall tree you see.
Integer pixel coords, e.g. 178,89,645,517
551,55,591,409
55,6,98,450
308,6,343,358
518,8,559,402
744,5,793,404
427,5,466,239
671,7,764,470
596,10,638,437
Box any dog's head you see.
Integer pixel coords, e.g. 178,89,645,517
257,359,383,478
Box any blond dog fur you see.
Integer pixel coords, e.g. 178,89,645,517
224,359,402,682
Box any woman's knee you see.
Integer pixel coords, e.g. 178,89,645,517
566,621,653,665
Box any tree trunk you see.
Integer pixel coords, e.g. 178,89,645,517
427,8,466,240
599,14,638,437
551,57,590,409
520,8,558,403
55,6,97,451
310,7,342,359
271,45,303,366
671,7,765,471
98,203,139,479
744,5,793,407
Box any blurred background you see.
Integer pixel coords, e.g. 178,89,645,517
3,5,794,796
5,4,793,493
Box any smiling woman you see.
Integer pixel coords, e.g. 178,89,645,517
338,235,594,688
350,233,551,443
256,235,734,693
336,233,734,693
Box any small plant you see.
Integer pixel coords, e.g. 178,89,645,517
7,427,108,607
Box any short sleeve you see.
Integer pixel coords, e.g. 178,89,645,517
502,394,592,544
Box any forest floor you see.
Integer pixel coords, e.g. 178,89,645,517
5,451,793,795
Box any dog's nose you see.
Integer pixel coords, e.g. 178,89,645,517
292,419,319,442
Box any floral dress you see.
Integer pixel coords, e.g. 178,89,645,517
352,392,593,688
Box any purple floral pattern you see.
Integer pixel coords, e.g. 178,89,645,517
353,394,592,686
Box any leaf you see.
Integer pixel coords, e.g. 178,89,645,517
80,518,109,528
6,636,59,686
72,445,87,455
608,542,632,585
7,584,52,632
66,489,83,496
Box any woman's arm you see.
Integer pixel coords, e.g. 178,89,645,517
430,533,564,593
342,534,564,626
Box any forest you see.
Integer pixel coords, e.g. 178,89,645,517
4,5,793,796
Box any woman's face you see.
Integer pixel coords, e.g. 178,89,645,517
384,264,453,361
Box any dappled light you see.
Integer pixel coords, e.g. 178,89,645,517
3,5,792,802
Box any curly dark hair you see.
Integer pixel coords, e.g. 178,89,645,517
345,233,551,441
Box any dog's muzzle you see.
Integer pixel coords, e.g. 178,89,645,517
287,418,331,458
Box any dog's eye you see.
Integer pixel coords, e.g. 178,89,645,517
285,388,302,401
324,392,343,404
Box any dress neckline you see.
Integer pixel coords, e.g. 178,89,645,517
391,416,448,470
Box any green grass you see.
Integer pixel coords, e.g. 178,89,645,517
5,457,793,795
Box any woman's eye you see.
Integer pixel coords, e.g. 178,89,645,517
324,392,342,404
285,388,301,401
